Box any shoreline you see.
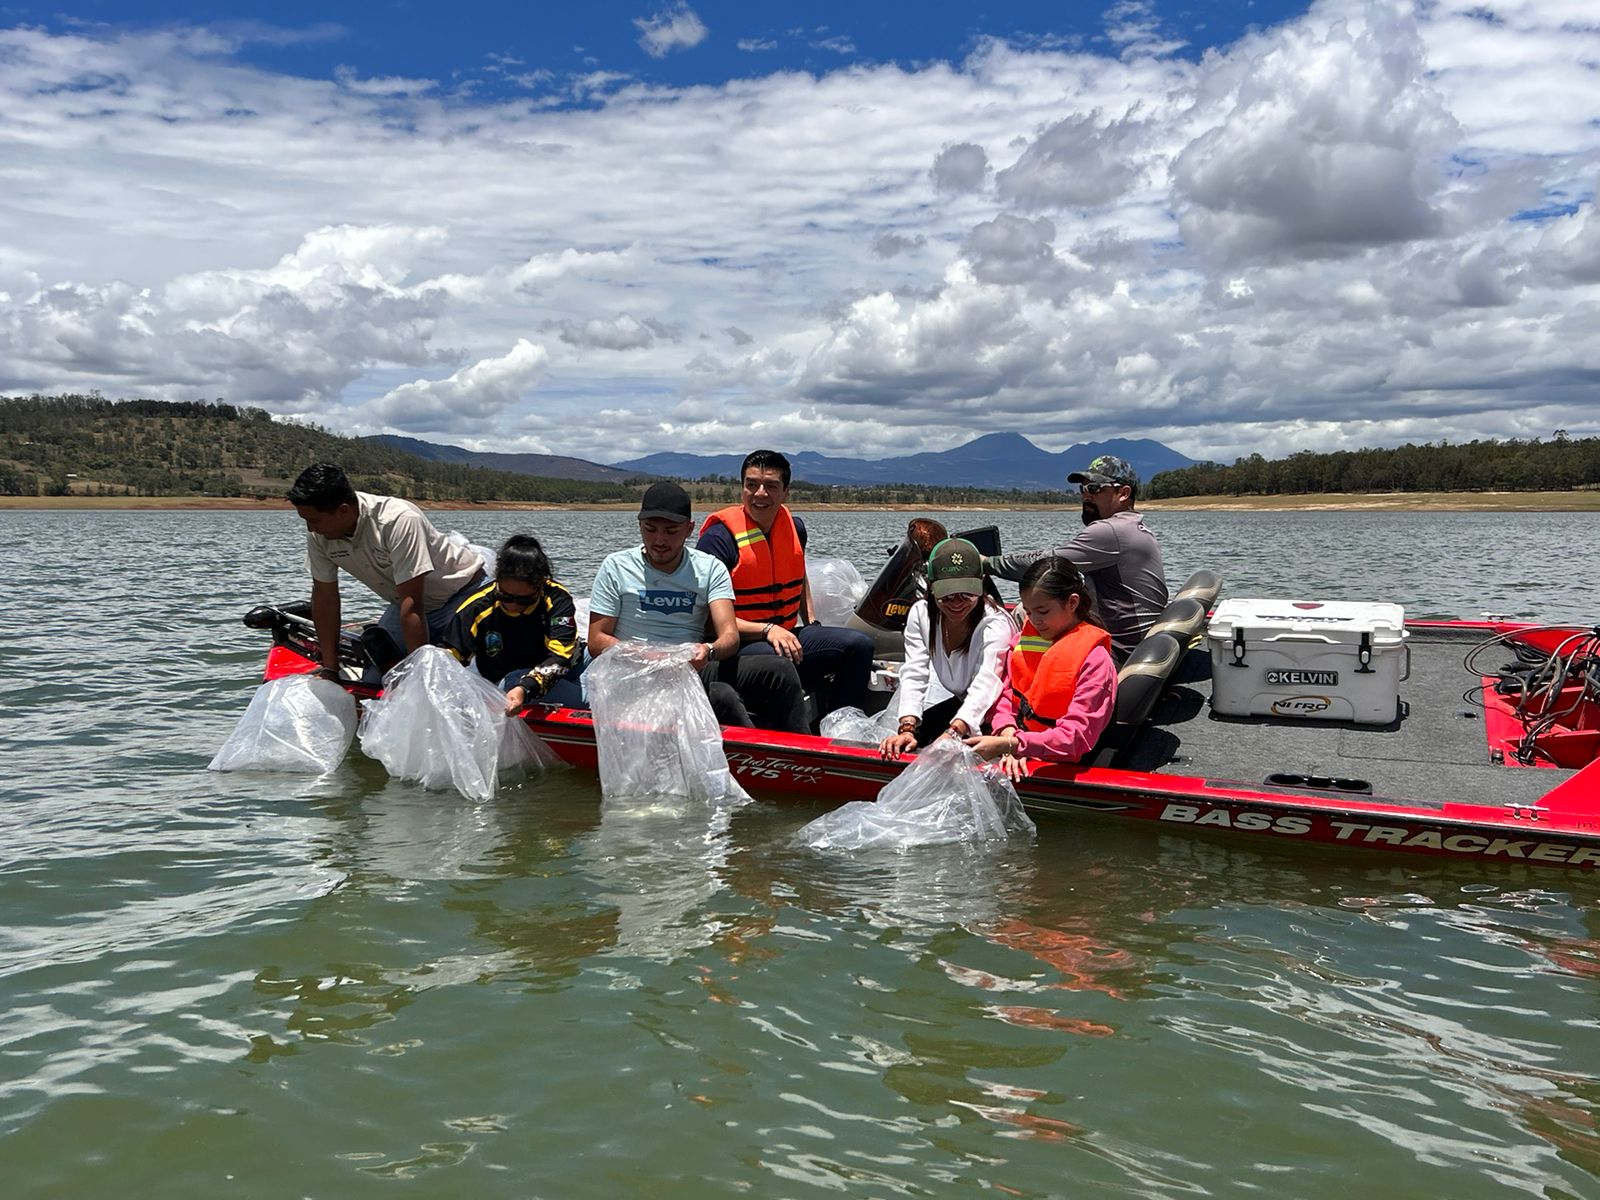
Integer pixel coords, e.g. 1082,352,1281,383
3,491,1599,513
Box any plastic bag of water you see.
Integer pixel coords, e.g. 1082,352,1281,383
209,675,358,775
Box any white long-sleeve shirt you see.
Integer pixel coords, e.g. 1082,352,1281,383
896,601,1017,732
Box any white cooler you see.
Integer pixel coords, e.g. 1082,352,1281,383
1206,599,1410,725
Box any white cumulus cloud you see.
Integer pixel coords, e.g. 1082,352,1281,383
1172,5,1459,262
635,5,709,59
1,4,1598,464
365,339,549,431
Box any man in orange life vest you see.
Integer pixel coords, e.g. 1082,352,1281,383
697,449,876,725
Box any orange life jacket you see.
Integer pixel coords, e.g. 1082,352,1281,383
1007,620,1112,733
698,504,807,628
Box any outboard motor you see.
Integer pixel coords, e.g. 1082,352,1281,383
846,520,1002,660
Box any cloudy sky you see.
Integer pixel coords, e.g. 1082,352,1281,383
2,1,1597,466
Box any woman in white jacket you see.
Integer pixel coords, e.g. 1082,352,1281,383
878,537,1017,758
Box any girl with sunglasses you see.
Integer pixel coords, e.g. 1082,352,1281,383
966,556,1117,781
878,537,1017,759
447,534,585,713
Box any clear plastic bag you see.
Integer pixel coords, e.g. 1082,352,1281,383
209,675,358,775
819,699,901,744
445,530,496,580
584,642,752,810
796,737,1035,851
806,556,867,627
357,645,558,800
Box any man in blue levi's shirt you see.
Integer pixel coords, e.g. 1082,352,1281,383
588,482,805,729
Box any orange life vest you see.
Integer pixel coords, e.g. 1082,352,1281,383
698,504,807,628
1007,620,1112,733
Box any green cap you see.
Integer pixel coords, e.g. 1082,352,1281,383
927,538,984,599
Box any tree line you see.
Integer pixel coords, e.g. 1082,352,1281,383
0,393,1073,506
1146,434,1600,499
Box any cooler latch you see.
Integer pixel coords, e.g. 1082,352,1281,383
1356,631,1374,674
1230,627,1247,668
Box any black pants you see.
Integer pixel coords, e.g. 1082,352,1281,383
700,655,808,732
736,623,875,718
911,695,966,746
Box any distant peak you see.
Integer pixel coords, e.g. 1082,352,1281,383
960,432,1037,451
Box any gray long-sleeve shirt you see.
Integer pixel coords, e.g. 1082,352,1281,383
984,510,1168,662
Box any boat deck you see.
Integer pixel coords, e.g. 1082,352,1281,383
1119,626,1574,809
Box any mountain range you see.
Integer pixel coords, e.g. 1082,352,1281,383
369,435,644,483
369,432,1194,492
615,434,1192,491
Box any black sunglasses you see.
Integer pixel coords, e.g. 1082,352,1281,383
496,588,541,606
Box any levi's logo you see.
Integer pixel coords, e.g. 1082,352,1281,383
638,588,695,612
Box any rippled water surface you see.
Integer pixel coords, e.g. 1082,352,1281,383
3,508,1599,1198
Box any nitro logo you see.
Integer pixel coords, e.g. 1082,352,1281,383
1266,669,1338,686
1272,695,1331,716
638,589,696,612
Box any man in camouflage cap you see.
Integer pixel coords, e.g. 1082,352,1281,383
982,453,1168,663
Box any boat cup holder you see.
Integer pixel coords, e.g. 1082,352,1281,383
1264,772,1373,794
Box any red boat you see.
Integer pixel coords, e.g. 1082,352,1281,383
246,569,1600,871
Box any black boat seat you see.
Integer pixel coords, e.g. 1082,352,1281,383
1083,632,1183,768
1144,596,1207,648
1114,632,1183,727
1172,568,1222,612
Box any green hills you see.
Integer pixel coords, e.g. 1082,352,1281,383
0,394,1068,506
8,392,1596,506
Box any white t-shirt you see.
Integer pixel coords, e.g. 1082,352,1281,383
589,546,734,644
896,600,1016,731
305,492,483,612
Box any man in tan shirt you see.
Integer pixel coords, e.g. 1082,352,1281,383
287,463,486,680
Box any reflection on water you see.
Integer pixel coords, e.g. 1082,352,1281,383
580,798,739,964
345,786,515,882
3,509,1600,1197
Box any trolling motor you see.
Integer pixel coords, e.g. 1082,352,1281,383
845,519,1003,660
242,602,384,674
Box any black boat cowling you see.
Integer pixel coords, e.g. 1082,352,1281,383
846,520,1002,659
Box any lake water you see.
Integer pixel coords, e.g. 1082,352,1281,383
3,508,1599,1198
